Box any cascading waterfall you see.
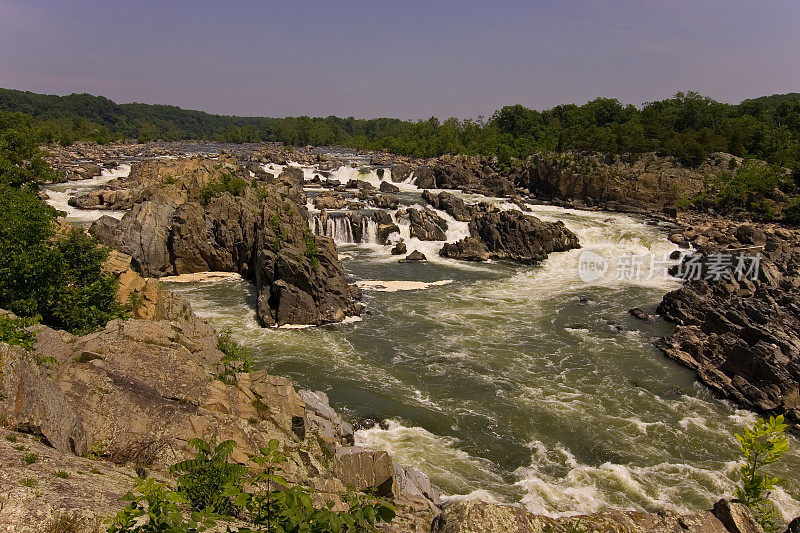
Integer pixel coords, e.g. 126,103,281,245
361,218,378,244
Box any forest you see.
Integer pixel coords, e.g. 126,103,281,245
1,88,799,169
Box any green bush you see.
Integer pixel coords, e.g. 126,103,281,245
168,437,247,515
199,172,249,205
734,415,789,532
109,438,395,532
784,197,800,225
216,327,254,384
0,185,126,335
0,314,38,350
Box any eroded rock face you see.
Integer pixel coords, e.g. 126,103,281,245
422,190,473,222
450,210,579,264
406,207,448,241
432,500,732,533
657,216,800,425
90,158,360,326
0,290,439,530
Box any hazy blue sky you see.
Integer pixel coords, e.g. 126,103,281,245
1,0,799,119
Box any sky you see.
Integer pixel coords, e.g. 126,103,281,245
1,0,799,120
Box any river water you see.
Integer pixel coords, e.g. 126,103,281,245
44,160,800,522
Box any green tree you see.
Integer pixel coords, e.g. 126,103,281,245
734,415,789,532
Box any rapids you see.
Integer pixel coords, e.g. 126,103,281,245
45,158,800,521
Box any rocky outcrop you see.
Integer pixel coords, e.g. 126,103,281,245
0,289,439,531
422,190,472,221
90,157,360,326
432,499,751,533
444,210,579,264
657,217,800,425
401,207,448,241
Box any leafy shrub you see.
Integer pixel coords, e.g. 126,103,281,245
0,314,38,350
784,197,800,225
20,477,37,487
168,437,247,515
22,452,39,464
107,478,219,533
216,327,254,384
303,232,321,270
734,415,789,532
109,438,395,532
199,172,249,205
694,161,784,219
0,186,126,335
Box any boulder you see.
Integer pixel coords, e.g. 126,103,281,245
422,190,473,222
377,224,401,245
629,307,650,321
374,193,400,209
466,210,580,264
712,499,765,533
408,207,448,241
439,237,490,262
390,163,413,183
400,250,427,262
391,242,407,255
313,193,347,210
379,181,400,193
735,225,767,246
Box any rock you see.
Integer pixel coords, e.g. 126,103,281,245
377,224,400,245
373,193,399,209
432,501,729,533
90,158,359,327
408,207,448,241
298,390,353,445
391,163,413,183
391,242,407,255
400,250,427,262
379,181,400,193
439,237,490,262
422,190,473,222
414,166,436,189
669,250,682,260
735,225,767,246
465,210,580,264
786,517,800,533
712,499,765,533
313,193,347,210
629,307,650,321
663,205,678,217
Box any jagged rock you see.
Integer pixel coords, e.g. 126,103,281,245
657,217,800,423
439,237,490,262
408,207,448,241
377,224,400,245
90,158,358,326
432,501,729,533
414,166,436,189
465,210,580,264
298,390,354,446
390,163,413,183
391,242,407,255
374,193,400,209
786,517,800,533
712,499,765,533
313,193,347,210
422,190,472,221
379,181,400,193
629,307,650,321
735,224,767,246
400,250,427,262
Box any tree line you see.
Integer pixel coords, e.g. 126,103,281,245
1,88,799,169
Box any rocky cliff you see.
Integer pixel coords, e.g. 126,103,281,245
0,255,437,531
657,216,800,426
85,156,360,326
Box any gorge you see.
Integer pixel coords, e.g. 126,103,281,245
17,142,797,531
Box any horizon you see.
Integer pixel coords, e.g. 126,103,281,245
2,1,799,120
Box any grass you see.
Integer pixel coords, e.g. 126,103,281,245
5,433,18,443
54,470,69,479
20,477,37,487
22,452,39,464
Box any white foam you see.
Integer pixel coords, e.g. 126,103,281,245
356,279,454,292
42,164,131,225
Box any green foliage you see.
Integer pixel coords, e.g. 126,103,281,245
784,197,800,225
110,438,395,533
107,478,219,533
690,161,788,219
0,110,56,187
54,470,69,479
3,88,800,168
734,415,789,532
199,172,250,205
22,451,39,464
168,437,247,515
0,314,38,350
20,477,37,487
216,327,254,384
0,183,125,335
303,232,321,270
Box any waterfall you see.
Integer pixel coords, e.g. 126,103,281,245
361,218,378,244
310,214,357,243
